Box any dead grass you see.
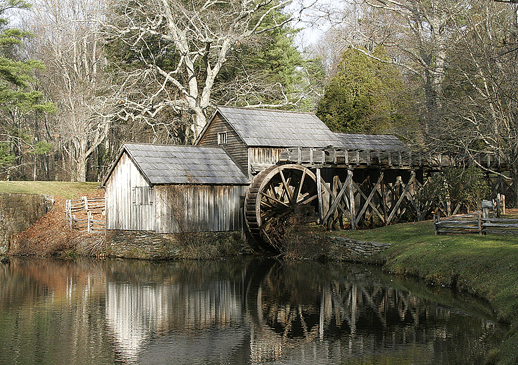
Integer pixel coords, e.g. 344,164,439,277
5,183,104,257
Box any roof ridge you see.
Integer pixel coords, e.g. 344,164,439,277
124,142,224,150
218,106,316,115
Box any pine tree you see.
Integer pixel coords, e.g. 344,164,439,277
0,0,55,176
316,46,409,134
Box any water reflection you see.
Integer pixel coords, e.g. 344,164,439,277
0,258,502,365
244,260,499,364
0,258,116,365
105,260,247,363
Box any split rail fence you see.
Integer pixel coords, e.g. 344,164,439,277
66,196,105,232
434,210,518,235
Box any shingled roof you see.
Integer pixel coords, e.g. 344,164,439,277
103,143,250,186
334,133,409,151
212,106,341,148
201,107,408,151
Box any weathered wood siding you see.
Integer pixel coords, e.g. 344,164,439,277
197,115,248,173
105,153,156,231
248,147,284,175
155,185,247,233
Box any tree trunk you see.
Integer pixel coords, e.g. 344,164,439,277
192,108,207,140
75,158,87,182
511,166,518,209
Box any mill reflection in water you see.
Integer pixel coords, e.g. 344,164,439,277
101,259,499,364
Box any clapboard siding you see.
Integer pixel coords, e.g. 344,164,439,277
196,115,248,173
105,153,156,231
155,185,247,233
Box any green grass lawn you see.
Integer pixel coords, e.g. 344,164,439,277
330,220,518,364
0,181,101,200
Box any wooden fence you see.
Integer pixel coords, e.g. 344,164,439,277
434,211,518,235
66,196,105,232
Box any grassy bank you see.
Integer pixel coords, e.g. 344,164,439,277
329,220,518,364
0,181,100,199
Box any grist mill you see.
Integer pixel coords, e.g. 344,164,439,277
102,107,506,249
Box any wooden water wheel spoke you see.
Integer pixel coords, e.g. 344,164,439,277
298,193,318,205
265,185,280,201
244,164,319,247
295,169,307,203
259,191,290,208
279,170,293,204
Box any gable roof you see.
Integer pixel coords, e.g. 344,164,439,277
197,107,409,151
200,106,341,148
334,133,409,151
102,143,250,186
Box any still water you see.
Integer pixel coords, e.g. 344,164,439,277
0,257,503,365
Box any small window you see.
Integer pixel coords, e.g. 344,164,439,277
218,132,228,145
132,186,152,205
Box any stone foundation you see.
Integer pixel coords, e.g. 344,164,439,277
0,193,54,255
327,236,391,264
105,229,247,260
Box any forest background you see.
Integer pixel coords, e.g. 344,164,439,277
1,0,517,205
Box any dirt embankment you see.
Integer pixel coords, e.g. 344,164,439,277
11,191,105,257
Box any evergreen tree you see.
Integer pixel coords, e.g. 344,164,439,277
316,46,410,134
213,19,307,108
0,0,55,177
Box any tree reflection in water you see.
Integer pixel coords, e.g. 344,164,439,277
0,258,503,365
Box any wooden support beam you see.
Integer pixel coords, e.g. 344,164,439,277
319,176,350,224
348,170,356,229
387,171,416,225
354,172,385,224
316,168,324,222
323,170,353,226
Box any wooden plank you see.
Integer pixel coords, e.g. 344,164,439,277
436,221,482,226
482,223,518,228
484,229,518,235
481,218,518,223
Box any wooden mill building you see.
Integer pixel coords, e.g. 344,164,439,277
103,106,475,248
101,143,249,234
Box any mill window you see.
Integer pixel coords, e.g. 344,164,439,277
218,132,228,145
132,186,153,205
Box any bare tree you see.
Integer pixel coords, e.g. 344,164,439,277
314,0,467,146
442,1,518,204
27,0,114,181
104,0,307,140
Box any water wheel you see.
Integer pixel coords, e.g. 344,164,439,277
244,164,319,248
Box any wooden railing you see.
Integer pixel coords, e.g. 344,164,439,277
66,196,105,232
278,147,507,170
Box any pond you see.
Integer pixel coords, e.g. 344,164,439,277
0,257,503,364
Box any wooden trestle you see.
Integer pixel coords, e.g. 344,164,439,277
277,147,506,230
